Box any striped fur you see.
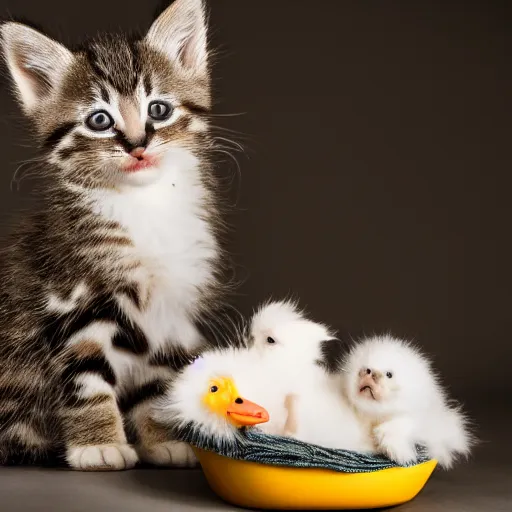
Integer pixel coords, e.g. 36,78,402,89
0,0,239,470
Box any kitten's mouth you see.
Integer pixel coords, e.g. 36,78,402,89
123,158,155,173
359,385,375,399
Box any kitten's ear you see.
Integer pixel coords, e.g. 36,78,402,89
146,0,208,75
1,22,73,113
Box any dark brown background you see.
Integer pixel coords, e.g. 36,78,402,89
0,3,510,510
1,0,509,398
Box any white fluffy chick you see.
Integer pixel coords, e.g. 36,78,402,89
343,334,473,468
248,299,338,379
247,300,374,452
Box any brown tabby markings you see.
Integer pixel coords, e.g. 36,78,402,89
68,340,105,359
0,0,239,469
61,397,125,447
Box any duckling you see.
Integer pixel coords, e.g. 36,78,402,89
343,335,473,468
153,347,282,444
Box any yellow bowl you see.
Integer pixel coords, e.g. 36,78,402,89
194,447,437,510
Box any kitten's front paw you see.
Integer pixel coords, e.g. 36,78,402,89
138,441,197,468
67,444,139,471
374,424,417,466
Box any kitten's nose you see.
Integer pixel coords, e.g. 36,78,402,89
130,147,146,159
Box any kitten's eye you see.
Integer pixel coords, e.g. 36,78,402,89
386,372,393,378
210,385,218,393
148,101,173,121
266,337,276,344
86,110,114,131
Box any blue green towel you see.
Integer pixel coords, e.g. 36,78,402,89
176,423,431,473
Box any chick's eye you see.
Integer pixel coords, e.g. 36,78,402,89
266,337,276,344
366,368,371,374
210,385,218,393
148,101,173,121
386,372,393,378
86,110,114,131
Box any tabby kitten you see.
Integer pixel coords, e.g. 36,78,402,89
0,0,230,470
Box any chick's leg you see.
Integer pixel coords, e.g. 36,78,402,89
283,394,299,437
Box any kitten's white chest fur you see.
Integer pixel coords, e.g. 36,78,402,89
89,150,218,352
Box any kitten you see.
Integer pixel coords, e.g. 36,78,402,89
343,335,473,468
0,0,234,470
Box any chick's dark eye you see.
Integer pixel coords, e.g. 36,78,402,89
266,337,276,344
210,385,218,393
366,368,371,374
86,110,114,131
386,372,393,378
148,101,173,121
